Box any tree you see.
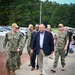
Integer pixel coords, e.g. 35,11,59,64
0,0,75,27
50,4,69,27
9,0,40,27
0,0,13,25
68,4,75,27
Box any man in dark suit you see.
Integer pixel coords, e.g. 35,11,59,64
30,24,39,71
30,24,54,75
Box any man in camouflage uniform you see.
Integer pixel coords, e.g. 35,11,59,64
3,23,23,75
24,24,34,66
16,29,24,69
51,24,69,73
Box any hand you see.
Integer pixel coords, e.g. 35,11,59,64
17,49,21,52
64,47,67,51
3,49,6,53
49,51,54,59
30,49,33,53
49,55,53,59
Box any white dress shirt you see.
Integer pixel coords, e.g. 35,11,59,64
40,32,44,48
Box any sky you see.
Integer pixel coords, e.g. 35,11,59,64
41,0,75,4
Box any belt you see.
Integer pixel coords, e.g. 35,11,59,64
40,48,43,50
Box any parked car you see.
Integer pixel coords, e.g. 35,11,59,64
0,26,28,36
19,27,28,36
70,28,75,45
3,26,11,31
0,27,9,36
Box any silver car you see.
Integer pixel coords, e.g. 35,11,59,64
0,27,9,36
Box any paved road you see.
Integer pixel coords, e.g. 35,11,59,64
16,49,75,75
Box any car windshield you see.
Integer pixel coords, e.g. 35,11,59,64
70,28,75,34
0,27,8,31
0,28,3,31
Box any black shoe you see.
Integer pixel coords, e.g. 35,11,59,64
31,68,35,71
36,67,39,70
65,54,68,56
28,64,31,66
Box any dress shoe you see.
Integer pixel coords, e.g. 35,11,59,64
28,64,31,66
31,68,35,71
36,67,39,70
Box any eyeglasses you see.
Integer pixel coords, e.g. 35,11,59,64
29,29,31,30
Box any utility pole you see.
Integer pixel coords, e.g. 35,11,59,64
40,2,42,24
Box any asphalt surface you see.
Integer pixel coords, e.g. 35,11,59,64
15,47,75,75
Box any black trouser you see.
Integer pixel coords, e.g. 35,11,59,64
31,50,39,68
65,43,70,56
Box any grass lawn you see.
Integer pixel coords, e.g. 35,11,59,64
52,28,58,33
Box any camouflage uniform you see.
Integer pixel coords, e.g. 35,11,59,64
17,32,24,69
3,31,23,71
24,31,33,65
53,31,69,68
25,31,33,55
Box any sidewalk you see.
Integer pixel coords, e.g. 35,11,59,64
15,52,75,75
0,52,29,75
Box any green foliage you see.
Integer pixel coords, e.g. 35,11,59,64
52,28,58,33
50,4,69,27
68,4,75,27
0,0,75,27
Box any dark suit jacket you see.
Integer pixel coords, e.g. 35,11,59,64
30,31,38,50
31,31,54,56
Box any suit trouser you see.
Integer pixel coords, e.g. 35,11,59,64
37,50,49,75
31,50,39,68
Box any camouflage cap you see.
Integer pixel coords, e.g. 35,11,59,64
11,23,19,28
28,24,33,29
58,23,64,27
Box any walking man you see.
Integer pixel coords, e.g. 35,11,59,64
25,24,34,66
30,24,39,70
3,23,23,75
51,24,69,72
16,28,24,69
31,24,54,75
